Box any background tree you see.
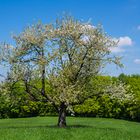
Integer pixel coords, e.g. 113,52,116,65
74,75,134,118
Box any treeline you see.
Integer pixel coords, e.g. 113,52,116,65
0,74,140,121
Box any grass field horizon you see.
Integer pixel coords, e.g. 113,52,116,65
0,116,140,140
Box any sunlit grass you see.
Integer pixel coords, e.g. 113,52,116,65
0,117,140,140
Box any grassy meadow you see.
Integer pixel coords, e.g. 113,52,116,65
0,117,140,140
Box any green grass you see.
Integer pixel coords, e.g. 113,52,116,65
0,117,140,140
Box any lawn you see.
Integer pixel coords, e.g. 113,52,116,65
0,117,140,140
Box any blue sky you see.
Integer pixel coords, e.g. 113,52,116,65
0,0,140,76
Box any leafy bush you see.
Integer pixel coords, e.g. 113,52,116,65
0,74,140,122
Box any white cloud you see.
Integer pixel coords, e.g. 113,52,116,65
110,47,125,53
81,27,133,54
110,36,133,53
80,24,95,43
134,59,140,64
137,25,140,30
81,24,95,32
81,35,90,43
118,36,133,47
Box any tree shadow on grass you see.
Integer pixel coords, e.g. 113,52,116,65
66,125,92,128
0,124,93,129
66,125,119,131
0,125,119,131
0,125,57,129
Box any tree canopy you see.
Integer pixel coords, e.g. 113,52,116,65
0,16,133,127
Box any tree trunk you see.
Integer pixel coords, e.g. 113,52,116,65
58,102,67,127
41,64,45,96
41,48,45,97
